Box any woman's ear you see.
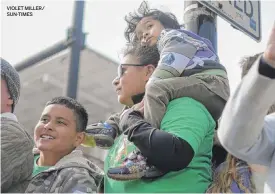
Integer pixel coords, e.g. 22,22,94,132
145,64,156,78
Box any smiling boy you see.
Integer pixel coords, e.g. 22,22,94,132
25,97,103,193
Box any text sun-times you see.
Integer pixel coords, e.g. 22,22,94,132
7,6,45,16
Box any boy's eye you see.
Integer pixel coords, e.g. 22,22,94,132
57,120,66,125
41,118,48,123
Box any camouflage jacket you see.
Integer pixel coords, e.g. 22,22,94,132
1,113,34,193
25,150,104,193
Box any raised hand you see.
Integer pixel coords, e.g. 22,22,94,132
263,21,275,68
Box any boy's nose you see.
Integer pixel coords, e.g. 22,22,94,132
43,122,53,131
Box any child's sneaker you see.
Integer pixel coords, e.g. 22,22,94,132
107,150,165,181
82,122,116,149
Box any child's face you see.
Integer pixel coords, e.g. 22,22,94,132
34,104,84,155
135,17,164,46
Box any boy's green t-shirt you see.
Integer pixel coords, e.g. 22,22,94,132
32,155,51,177
104,97,215,193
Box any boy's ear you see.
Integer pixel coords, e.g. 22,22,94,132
74,132,85,147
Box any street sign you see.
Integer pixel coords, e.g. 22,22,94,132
198,0,261,42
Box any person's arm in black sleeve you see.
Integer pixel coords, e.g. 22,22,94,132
258,56,275,79
119,109,194,173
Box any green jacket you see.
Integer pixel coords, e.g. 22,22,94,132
25,150,104,193
1,114,34,193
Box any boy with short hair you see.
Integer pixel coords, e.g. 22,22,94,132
25,96,103,193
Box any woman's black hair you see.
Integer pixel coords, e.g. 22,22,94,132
121,42,160,66
124,1,181,43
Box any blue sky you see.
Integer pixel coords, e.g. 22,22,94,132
2,0,275,91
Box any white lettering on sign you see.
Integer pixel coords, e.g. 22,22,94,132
198,0,261,42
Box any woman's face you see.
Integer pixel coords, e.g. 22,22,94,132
112,54,153,106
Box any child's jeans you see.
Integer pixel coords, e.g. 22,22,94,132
144,69,230,129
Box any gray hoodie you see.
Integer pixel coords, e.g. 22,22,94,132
1,113,34,193
218,56,275,193
25,150,104,193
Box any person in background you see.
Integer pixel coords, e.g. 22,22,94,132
1,58,34,193
217,22,275,193
208,52,273,193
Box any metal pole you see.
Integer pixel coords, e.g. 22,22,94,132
184,0,226,168
65,0,86,99
14,40,73,72
184,1,217,52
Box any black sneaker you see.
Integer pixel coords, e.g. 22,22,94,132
83,122,116,149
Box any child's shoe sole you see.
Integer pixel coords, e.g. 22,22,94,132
94,134,114,149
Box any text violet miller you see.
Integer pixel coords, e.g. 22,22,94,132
7,6,45,11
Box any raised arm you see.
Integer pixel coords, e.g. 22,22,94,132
218,23,275,166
